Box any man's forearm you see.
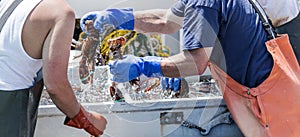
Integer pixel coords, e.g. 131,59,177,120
134,9,182,34
45,79,81,118
161,48,210,78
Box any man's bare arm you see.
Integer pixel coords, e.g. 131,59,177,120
134,9,183,34
161,47,212,78
39,0,80,118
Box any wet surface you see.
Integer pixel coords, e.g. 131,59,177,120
39,67,221,105
39,51,221,105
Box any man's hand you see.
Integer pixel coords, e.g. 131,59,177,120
80,11,99,34
108,55,163,83
80,8,134,35
161,77,190,98
161,77,181,92
64,106,107,137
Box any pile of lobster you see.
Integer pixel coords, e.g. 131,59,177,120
73,21,189,102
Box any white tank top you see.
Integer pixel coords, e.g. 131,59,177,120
257,0,300,27
0,0,43,90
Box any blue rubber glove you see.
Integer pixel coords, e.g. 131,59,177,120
108,55,163,83
80,8,134,35
161,77,181,92
80,11,100,33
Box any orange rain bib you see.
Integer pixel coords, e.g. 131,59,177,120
209,34,300,137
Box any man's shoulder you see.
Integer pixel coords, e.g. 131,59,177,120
37,0,75,20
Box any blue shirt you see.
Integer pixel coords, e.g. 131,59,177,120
171,0,273,88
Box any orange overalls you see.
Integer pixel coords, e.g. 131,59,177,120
209,34,300,137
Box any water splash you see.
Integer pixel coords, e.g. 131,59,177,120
40,66,221,105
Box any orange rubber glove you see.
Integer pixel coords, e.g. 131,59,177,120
64,105,107,137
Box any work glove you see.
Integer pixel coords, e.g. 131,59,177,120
64,105,107,137
80,8,134,34
108,55,163,83
161,77,181,92
80,11,100,34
